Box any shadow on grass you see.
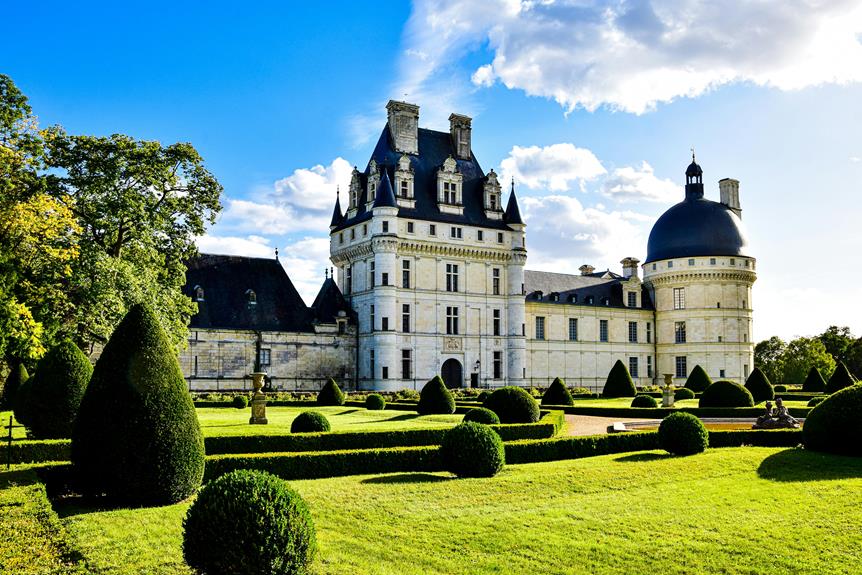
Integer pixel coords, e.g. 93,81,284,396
757,448,862,482
334,409,361,416
381,413,422,423
612,452,671,463
361,472,452,485
0,467,40,489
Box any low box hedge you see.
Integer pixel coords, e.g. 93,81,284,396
558,406,810,419
0,439,71,464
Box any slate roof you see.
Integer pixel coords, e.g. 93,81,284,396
310,277,354,324
524,270,654,310
504,186,524,225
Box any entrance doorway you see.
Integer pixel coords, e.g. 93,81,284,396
441,358,463,389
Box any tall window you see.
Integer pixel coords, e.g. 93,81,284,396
647,356,653,378
369,305,374,332
443,181,457,204
260,348,271,367
382,366,389,379
429,224,436,236
627,292,637,307
629,357,639,378
450,226,462,239
381,272,389,286
345,266,352,295
675,321,686,343
194,285,205,302
446,306,459,335
381,317,389,331
673,287,685,310
493,309,501,336
477,230,484,241
535,317,545,340
402,260,411,289
497,232,504,243
599,320,609,342
628,321,638,343
407,221,414,233
492,268,501,295
568,318,578,341
646,322,652,343
402,304,410,333
401,349,412,380
445,264,459,292
369,260,375,289
675,356,687,378
493,351,502,379
369,349,375,379
400,180,409,198
382,221,389,233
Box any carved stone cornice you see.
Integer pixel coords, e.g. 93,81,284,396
644,269,757,286
396,240,515,262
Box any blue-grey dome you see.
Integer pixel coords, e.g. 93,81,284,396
646,197,749,263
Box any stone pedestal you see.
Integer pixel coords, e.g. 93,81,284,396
249,372,268,425
662,373,675,408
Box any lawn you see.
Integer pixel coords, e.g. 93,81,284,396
0,410,28,440
52,447,862,574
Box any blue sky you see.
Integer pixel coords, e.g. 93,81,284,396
5,0,862,341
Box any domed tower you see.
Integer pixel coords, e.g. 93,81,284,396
642,155,756,385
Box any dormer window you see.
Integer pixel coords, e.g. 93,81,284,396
348,167,362,211
586,295,595,305
483,169,504,219
366,159,379,204
443,182,458,204
246,289,257,306
194,285,204,302
395,154,415,207
437,156,463,214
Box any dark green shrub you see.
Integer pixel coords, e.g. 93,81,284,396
72,303,205,504
745,367,774,403
802,366,827,393
803,383,862,456
658,412,709,455
684,365,712,392
232,395,248,409
440,422,505,478
826,362,854,394
484,386,540,423
365,393,386,411
416,376,455,415
674,387,695,400
631,394,658,408
26,341,93,439
807,396,826,408
773,385,787,393
477,391,491,403
317,378,345,406
290,411,331,433
602,360,636,398
183,469,316,575
463,407,500,425
12,372,36,427
699,380,755,408
1,363,28,411
541,377,574,406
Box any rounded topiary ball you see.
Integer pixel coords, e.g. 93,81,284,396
699,380,755,408
183,469,316,575
773,385,787,393
658,412,709,456
463,407,500,425
417,376,455,415
541,377,574,406
365,393,386,411
440,422,505,478
232,395,249,409
484,386,540,424
631,394,658,408
807,396,826,407
803,383,862,455
317,378,345,406
745,367,774,404
674,387,695,400
291,411,331,433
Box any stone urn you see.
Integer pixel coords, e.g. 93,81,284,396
662,373,675,408
249,371,268,425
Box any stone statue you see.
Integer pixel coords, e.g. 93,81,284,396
773,397,800,428
752,397,799,429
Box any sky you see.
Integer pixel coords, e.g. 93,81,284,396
5,0,862,342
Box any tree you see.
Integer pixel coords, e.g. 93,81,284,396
781,337,836,385
754,336,786,385
844,338,862,381
818,326,855,364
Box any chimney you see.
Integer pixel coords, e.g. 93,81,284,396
386,100,419,155
449,113,472,160
719,178,741,218
620,257,640,279
579,264,595,276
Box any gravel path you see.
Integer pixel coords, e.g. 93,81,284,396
564,414,661,436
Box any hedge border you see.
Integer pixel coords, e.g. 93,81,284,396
540,405,810,419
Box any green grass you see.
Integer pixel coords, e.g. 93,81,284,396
52,447,862,574
0,410,28,440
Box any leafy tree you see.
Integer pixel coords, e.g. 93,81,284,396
818,326,854,364
844,338,862,381
753,336,786,385
781,337,836,385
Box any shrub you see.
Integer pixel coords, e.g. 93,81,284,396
365,393,386,411
802,366,827,393
1,363,28,411
745,367,774,403
72,303,205,504
602,360,636,398
416,376,455,415
317,378,345,406
803,383,862,456
826,362,855,395
699,380,755,408
658,412,709,455
541,377,574,406
12,376,34,427
807,396,826,408
774,384,787,393
290,411,331,433
183,469,316,575
232,395,248,409
440,422,505,478
484,386,540,423
463,407,500,425
631,394,658,408
25,341,93,439
477,391,491,403
684,365,712,392
674,387,695,400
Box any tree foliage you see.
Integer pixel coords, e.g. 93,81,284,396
753,336,786,386
754,335,836,385
818,326,854,364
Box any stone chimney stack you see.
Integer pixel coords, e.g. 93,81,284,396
449,113,472,160
621,257,640,279
386,100,419,155
579,264,595,276
719,178,741,218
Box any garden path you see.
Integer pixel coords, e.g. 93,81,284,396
565,414,660,436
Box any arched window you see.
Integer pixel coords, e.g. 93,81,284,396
194,285,204,302
246,289,257,305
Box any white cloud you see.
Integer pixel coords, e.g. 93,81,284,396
278,237,332,304
500,143,606,191
851,156,861,163
600,161,681,203
471,64,496,88
196,234,275,258
272,157,353,212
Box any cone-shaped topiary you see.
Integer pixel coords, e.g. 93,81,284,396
72,303,205,504
290,411,331,433
744,367,774,404
2,363,28,412
803,383,862,456
26,341,93,439
674,387,695,400
631,394,658,408
183,469,316,575
317,378,345,406
602,360,636,398
684,365,712,392
826,362,855,395
802,367,827,393
365,393,386,410
462,407,500,425
541,377,574,406
659,412,709,455
417,376,455,415
12,375,34,427
484,386,540,423
699,380,755,408
441,422,505,478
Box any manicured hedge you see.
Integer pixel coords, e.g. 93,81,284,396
559,405,810,419
802,367,827,393
317,378,346,406
603,360,636,398
441,422,505,478
685,365,713,392
631,395,658,408
745,368,774,404
417,376,455,415
826,362,855,395
674,388,695,400
0,439,71,464
659,412,708,455
463,407,500,425
484,386,540,423
541,378,574,406
365,394,386,410
1,363,28,410
699,380,755,408
291,411,331,433
803,383,862,455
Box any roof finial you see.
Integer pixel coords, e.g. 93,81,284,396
336,184,340,198
324,268,329,279
691,147,696,162
330,267,334,279
510,176,515,192
275,247,279,261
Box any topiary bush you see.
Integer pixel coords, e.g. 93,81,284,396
26,341,93,439
658,412,709,455
365,393,386,411
183,469,316,575
12,375,34,427
631,394,658,408
462,407,500,425
745,367,774,404
417,376,455,415
602,360,636,398
807,396,826,408
773,384,787,393
684,365,712,392
1,363,28,411
699,380,755,408
802,366,827,393
72,303,205,504
826,362,855,395
541,377,574,406
484,386,540,423
440,422,505,478
674,387,695,400
803,383,862,456
290,411,331,433
317,378,345,406
477,391,491,403
232,395,248,409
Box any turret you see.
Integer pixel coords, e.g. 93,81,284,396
329,187,343,230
